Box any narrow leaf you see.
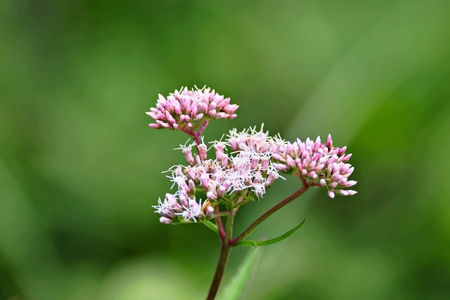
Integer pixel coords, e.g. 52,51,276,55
217,247,262,300
202,220,219,235
234,219,306,248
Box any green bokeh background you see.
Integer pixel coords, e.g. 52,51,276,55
1,0,450,299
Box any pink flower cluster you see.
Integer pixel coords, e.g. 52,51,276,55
154,164,214,224
227,125,285,153
146,86,238,130
152,128,284,224
148,87,357,224
272,135,357,198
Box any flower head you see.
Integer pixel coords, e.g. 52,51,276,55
146,86,238,131
227,124,284,154
153,193,207,224
273,134,357,198
153,126,289,224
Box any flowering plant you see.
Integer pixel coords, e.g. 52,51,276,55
147,86,357,299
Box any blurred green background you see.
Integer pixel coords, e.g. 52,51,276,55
1,0,450,299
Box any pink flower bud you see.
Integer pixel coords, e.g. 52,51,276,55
217,186,227,198
260,156,270,170
206,190,217,201
198,143,208,161
326,134,333,149
160,217,173,224
182,148,195,165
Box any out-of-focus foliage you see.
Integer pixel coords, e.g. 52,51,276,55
1,0,450,299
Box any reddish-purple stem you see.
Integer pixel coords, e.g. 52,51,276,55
214,206,226,241
231,184,311,245
197,120,210,137
206,182,312,299
206,211,235,300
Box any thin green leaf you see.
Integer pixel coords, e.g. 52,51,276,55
201,220,219,235
217,247,262,300
234,219,306,248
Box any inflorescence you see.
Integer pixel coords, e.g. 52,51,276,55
147,87,357,224
146,86,238,131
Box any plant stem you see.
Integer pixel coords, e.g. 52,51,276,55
206,242,233,300
206,183,311,299
206,210,236,300
231,185,310,245
198,120,210,137
214,206,226,241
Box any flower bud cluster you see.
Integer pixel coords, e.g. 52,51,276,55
272,134,357,198
146,86,238,130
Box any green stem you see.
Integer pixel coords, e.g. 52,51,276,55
231,185,310,245
206,210,236,300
